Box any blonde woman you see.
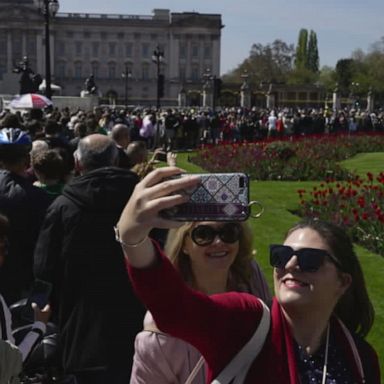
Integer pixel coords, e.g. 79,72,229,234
130,220,271,384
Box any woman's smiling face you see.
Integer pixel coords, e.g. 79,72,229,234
183,221,239,275
274,227,351,312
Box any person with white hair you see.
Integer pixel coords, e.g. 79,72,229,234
267,110,277,138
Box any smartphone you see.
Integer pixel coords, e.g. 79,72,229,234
22,279,52,322
156,151,167,162
160,172,250,221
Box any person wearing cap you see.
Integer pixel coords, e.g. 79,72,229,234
0,127,51,304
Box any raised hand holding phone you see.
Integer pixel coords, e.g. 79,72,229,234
31,302,51,324
22,279,52,323
115,167,200,268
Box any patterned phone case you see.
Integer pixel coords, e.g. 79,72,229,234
161,173,250,221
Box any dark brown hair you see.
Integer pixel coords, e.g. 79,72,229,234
286,219,374,337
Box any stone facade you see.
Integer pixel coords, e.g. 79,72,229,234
0,1,223,106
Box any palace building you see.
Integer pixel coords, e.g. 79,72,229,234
0,0,223,106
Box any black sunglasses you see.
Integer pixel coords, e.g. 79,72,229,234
269,244,342,272
190,223,242,246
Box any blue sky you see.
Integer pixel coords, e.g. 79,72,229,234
59,0,383,75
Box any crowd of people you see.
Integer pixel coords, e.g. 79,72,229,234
0,103,381,383
1,104,384,154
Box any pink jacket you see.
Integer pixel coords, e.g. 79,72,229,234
130,261,272,384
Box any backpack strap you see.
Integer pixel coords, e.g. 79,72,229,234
212,299,270,384
184,356,205,384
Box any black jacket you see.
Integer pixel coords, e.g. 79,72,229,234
34,167,145,373
0,170,51,304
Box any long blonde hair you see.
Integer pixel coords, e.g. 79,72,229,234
164,221,254,292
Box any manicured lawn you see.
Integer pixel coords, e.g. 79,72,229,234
176,151,384,371
340,152,384,177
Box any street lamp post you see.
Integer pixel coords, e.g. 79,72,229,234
35,0,59,100
350,82,360,109
152,46,164,110
121,64,132,106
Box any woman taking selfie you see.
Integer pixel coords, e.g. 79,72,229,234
130,220,271,383
117,167,380,384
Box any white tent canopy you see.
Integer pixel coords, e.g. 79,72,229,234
38,79,62,93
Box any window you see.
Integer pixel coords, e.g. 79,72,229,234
66,31,74,38
92,42,99,57
57,62,66,78
75,42,82,56
203,45,211,59
310,92,318,101
299,92,307,100
150,33,157,40
117,32,124,39
27,35,37,56
12,33,22,63
100,32,107,40
179,44,186,59
74,62,82,79
142,43,150,58
91,61,99,78
134,33,141,39
125,43,133,57
191,44,199,58
0,58,6,80
56,42,65,56
109,42,116,56
191,64,199,81
0,33,6,53
142,63,149,80
287,92,295,100
108,62,116,79
83,31,91,38
179,65,186,81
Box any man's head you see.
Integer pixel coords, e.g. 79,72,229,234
74,134,118,174
32,149,65,184
44,119,61,137
125,141,148,167
111,124,130,149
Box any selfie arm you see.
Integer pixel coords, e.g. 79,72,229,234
116,167,200,268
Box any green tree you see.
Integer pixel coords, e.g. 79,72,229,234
307,30,319,72
318,65,337,92
335,58,355,96
295,29,308,70
222,39,294,86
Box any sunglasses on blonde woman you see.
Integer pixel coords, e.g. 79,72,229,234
190,223,242,246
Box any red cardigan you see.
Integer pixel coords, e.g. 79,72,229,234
127,243,380,383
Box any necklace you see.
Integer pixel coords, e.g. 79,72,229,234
321,323,330,384
297,322,330,384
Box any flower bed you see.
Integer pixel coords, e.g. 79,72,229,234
297,172,384,256
190,133,384,181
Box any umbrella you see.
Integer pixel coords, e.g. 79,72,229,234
9,93,53,109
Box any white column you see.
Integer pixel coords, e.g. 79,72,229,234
6,31,12,72
211,36,220,76
22,32,27,57
36,33,43,75
50,33,55,78
168,32,178,79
